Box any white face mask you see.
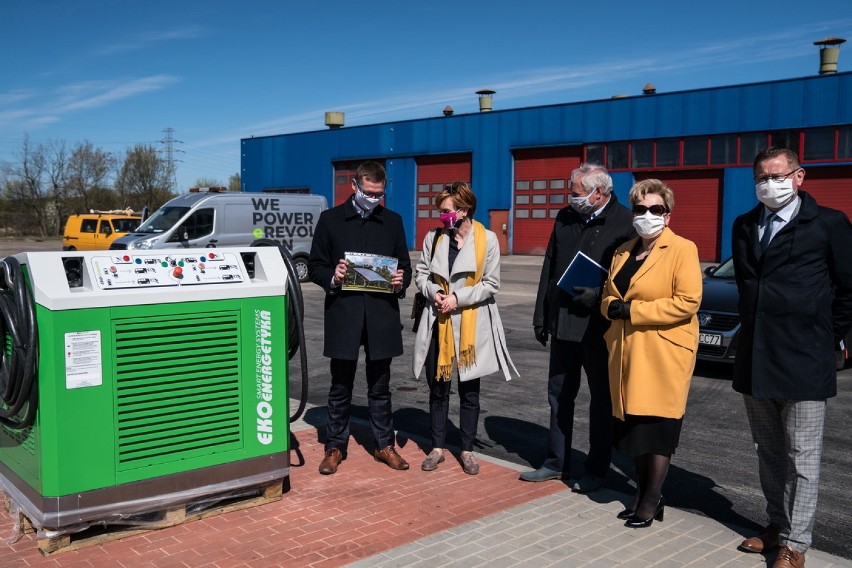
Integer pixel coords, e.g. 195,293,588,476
755,178,795,210
569,190,597,215
632,211,666,239
354,187,382,213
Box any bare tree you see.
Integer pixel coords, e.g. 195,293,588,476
44,139,70,235
194,177,224,188
1,135,52,236
67,141,115,212
228,173,241,191
115,145,175,211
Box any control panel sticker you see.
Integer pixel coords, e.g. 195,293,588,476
65,330,103,389
90,252,248,290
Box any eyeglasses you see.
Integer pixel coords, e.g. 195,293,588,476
754,168,801,184
355,181,385,199
632,204,669,216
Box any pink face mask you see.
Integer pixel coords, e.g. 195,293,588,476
439,211,458,229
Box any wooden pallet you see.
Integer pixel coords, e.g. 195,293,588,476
24,479,284,555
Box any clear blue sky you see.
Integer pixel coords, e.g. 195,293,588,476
2,1,851,193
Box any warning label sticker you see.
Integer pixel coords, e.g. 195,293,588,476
65,330,103,389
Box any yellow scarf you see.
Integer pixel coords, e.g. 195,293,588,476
434,220,487,381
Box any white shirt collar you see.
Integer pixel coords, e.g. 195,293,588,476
763,195,800,224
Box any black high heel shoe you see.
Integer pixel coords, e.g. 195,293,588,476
624,497,665,528
616,507,635,520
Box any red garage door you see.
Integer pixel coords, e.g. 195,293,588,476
414,154,471,248
333,160,386,206
801,165,852,219
634,170,722,262
513,147,583,255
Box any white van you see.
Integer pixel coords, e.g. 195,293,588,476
110,190,327,281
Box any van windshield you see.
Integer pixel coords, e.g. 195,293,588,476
134,206,190,234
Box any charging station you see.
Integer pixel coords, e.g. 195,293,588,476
0,247,292,534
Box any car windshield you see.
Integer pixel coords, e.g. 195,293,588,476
708,257,735,279
112,218,140,233
133,207,189,234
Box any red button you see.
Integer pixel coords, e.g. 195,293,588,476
173,267,183,278
123,255,130,262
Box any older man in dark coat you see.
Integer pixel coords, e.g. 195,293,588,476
524,163,635,492
308,161,412,475
732,147,852,568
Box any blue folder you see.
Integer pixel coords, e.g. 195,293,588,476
556,251,609,296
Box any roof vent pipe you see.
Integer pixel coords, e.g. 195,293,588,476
814,37,846,74
443,106,454,116
476,89,496,112
325,111,345,129
643,83,657,95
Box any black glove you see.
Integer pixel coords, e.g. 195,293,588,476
534,326,549,347
572,286,600,309
607,300,632,320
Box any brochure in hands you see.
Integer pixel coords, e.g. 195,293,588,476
342,252,398,293
556,251,608,296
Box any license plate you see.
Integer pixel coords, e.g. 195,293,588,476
699,333,722,346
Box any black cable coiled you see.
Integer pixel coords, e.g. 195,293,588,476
0,257,39,430
250,240,309,424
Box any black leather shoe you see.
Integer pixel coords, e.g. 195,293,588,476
616,508,635,520
624,498,665,528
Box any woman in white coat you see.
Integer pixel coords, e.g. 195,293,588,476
412,182,518,475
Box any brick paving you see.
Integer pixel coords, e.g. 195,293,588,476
0,418,847,567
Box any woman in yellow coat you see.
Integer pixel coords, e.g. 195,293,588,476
600,179,702,529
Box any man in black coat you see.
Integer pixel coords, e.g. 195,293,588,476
523,163,636,492
308,161,413,475
732,147,852,568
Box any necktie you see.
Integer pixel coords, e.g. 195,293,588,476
759,213,777,253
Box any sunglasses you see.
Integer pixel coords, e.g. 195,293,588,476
632,204,669,216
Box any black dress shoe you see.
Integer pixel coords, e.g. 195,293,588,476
624,498,665,528
616,507,635,520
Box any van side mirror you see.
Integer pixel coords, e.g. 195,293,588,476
704,265,718,276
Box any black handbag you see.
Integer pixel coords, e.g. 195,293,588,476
411,229,443,332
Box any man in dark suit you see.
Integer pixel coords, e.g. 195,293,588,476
308,161,412,475
524,163,635,492
732,147,852,568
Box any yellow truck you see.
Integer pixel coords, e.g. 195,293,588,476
62,210,141,251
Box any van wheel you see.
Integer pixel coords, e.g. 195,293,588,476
66,246,76,251
293,256,310,283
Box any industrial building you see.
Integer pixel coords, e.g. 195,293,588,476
241,41,851,261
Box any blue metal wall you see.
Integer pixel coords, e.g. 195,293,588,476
242,72,852,251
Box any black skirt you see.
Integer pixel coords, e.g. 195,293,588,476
613,414,683,457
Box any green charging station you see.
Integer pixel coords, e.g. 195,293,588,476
0,247,290,532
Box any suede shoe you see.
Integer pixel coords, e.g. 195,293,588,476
519,466,565,482
421,449,445,471
318,448,343,475
460,451,480,475
374,446,410,470
571,474,604,493
739,523,781,553
772,545,805,568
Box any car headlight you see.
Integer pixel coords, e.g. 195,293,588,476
128,238,156,250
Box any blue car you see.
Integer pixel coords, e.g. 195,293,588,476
697,257,850,370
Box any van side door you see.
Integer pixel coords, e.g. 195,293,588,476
97,219,113,250
80,218,98,249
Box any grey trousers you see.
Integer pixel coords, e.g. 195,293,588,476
743,395,826,552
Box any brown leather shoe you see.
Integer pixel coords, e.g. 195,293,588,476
374,446,410,470
739,523,781,553
772,545,805,568
318,448,343,475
